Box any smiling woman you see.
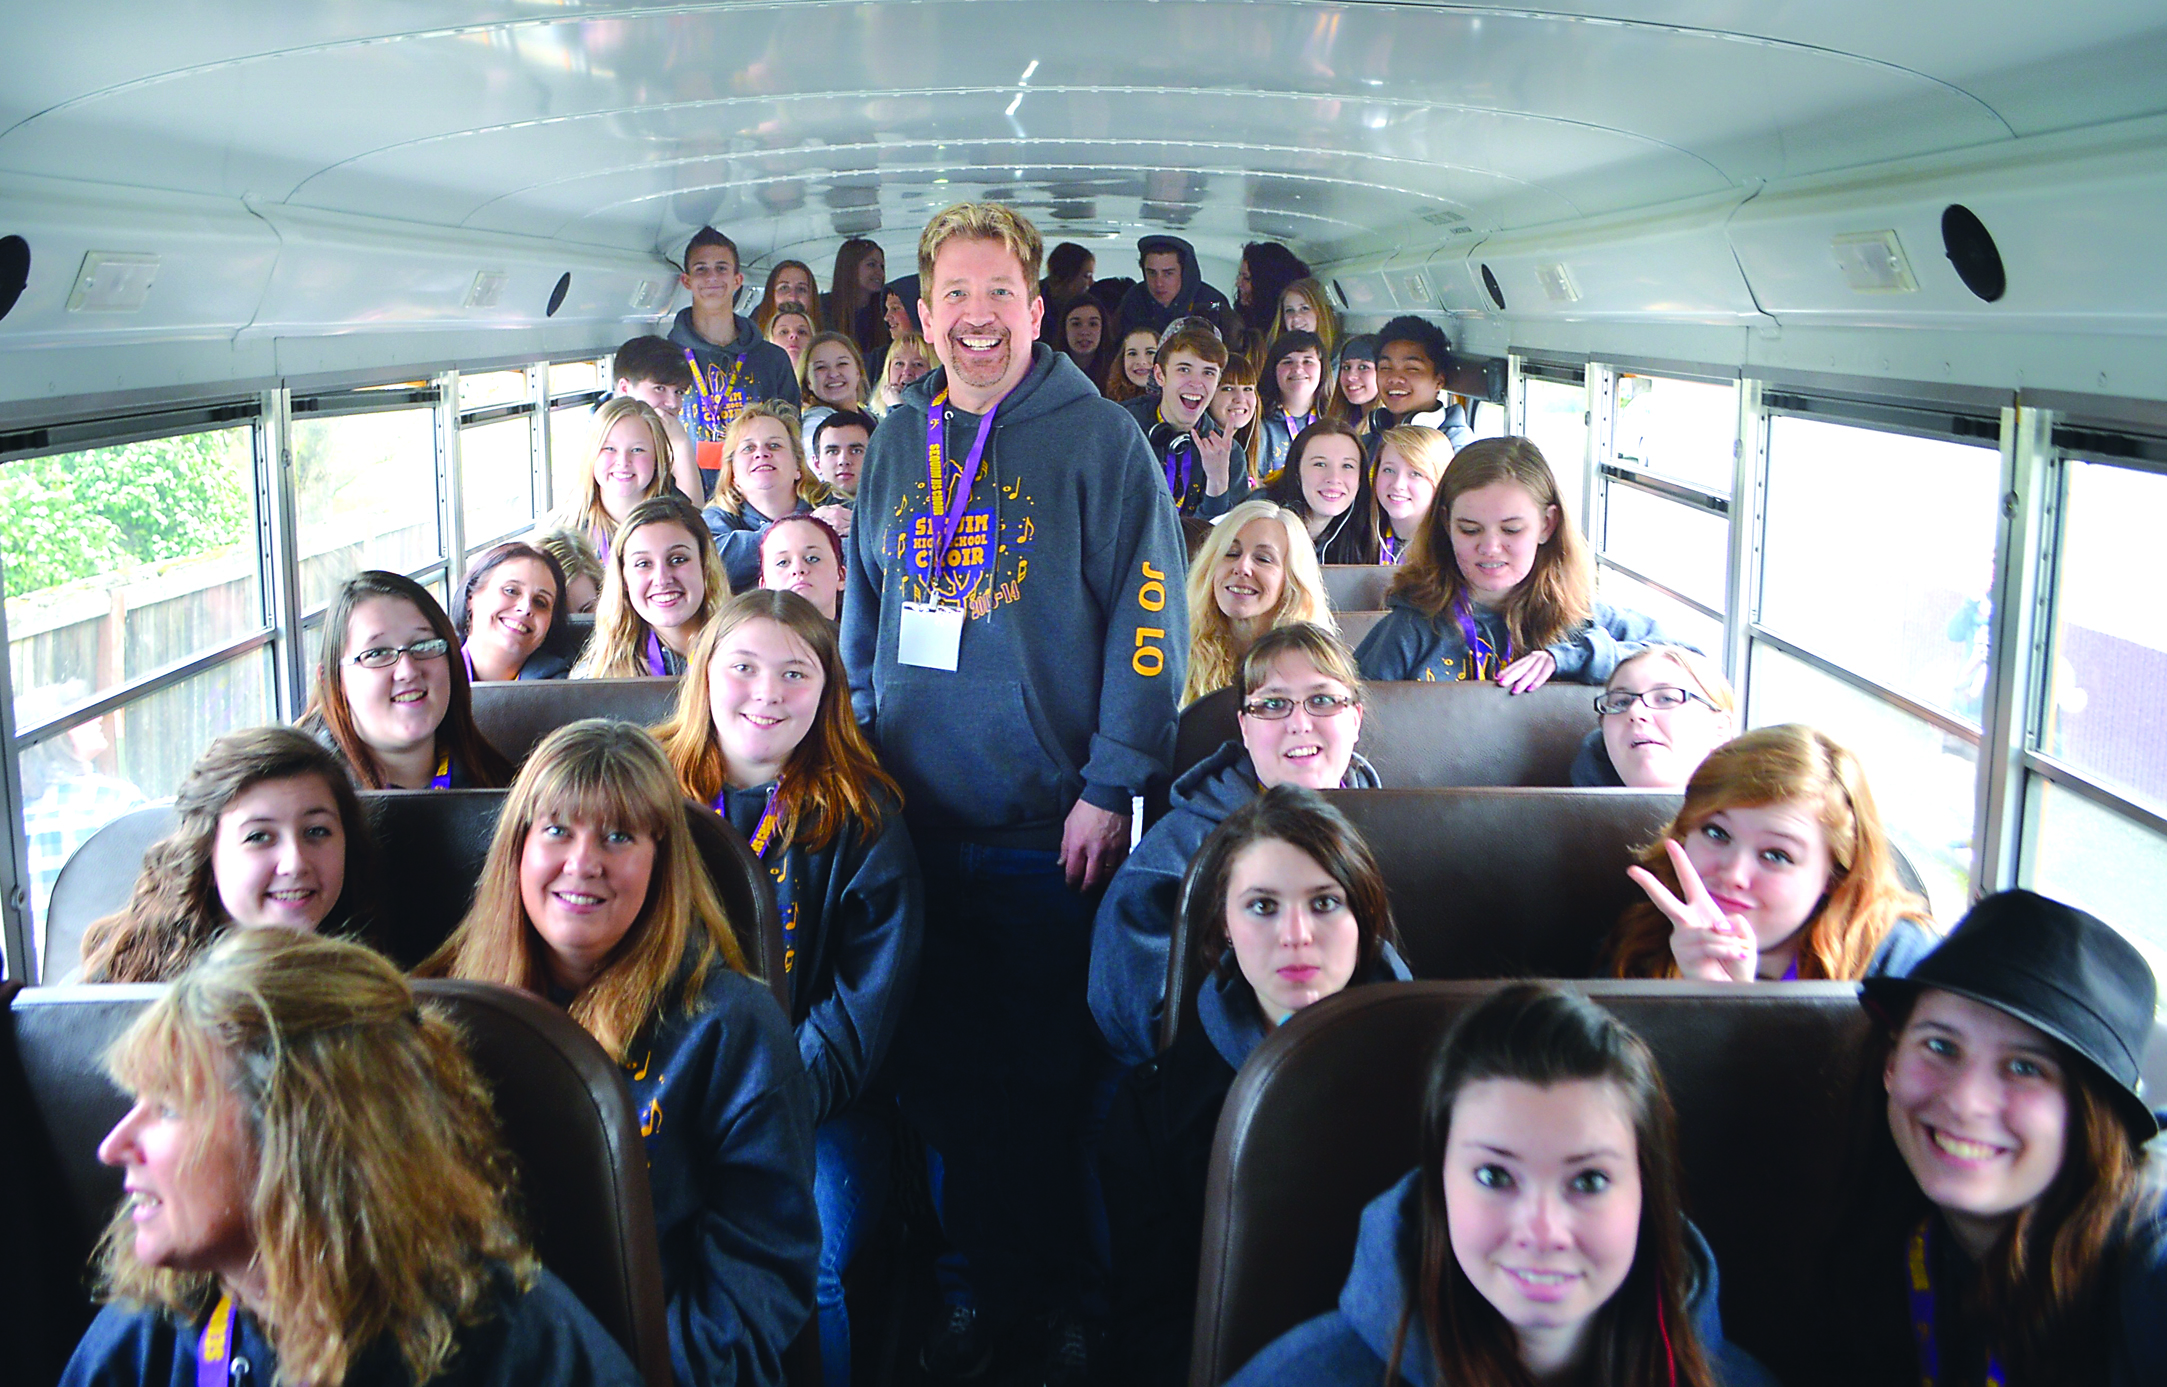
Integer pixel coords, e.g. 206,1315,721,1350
78,726,378,983
575,493,728,678
456,541,571,682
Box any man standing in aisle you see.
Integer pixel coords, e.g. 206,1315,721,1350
844,203,1186,1385
667,227,798,497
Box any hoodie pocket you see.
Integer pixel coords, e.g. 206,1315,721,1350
875,670,1080,830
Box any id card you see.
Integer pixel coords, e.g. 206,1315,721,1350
898,602,964,671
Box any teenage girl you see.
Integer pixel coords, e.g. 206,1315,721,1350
1057,296,1114,385
1815,890,2165,1385
575,493,727,678
1271,276,1341,363
456,541,570,682
1265,419,1379,565
701,401,847,593
1327,335,1380,440
1606,724,1934,981
798,330,871,442
1229,982,1772,1386
1181,498,1334,706
423,720,819,1387
300,569,511,790
556,395,668,562
1370,424,1453,564
1574,644,1738,789
80,726,377,982
755,259,823,334
765,303,814,377
761,514,847,623
1100,785,1410,1387
1255,329,1327,479
1106,326,1160,404
655,590,923,1387
1355,437,1664,689
1209,351,1262,468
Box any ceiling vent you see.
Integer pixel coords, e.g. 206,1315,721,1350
1536,262,1580,304
1831,231,1917,293
465,270,510,310
1941,205,2006,303
0,235,28,322
68,251,158,312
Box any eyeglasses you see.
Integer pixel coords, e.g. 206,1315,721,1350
349,638,452,670
1240,692,1360,720
1594,685,1716,716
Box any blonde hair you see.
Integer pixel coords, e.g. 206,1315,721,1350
1606,645,1738,720
97,928,535,1387
1270,277,1341,361
712,400,825,518
1182,499,1334,705
1239,621,1364,702
1388,436,1593,652
917,202,1044,294
1606,724,1930,980
574,493,729,679
419,720,749,1062
1369,424,1455,542
534,527,604,601
561,397,668,548
656,590,901,853
798,330,871,409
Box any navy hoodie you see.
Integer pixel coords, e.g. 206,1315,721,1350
1571,726,1628,787
1114,235,1231,341
1122,395,1253,519
1356,594,1668,685
61,1265,642,1387
623,967,818,1387
667,308,800,472
703,496,812,594
1227,1171,1778,1387
1088,739,1381,1069
844,345,1187,846
1101,949,1411,1387
715,784,924,1126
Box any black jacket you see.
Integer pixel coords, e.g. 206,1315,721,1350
1113,236,1230,341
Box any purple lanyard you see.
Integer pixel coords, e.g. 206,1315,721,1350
430,753,452,790
1780,955,1800,981
645,629,670,676
595,524,611,566
1380,533,1403,564
1909,1220,2005,1386
719,784,796,975
1453,593,1509,680
924,389,999,592
196,1294,235,1387
1284,412,1313,445
461,648,479,683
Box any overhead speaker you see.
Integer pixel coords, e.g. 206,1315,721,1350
546,272,571,317
0,236,27,322
1941,205,2005,303
1480,263,1507,312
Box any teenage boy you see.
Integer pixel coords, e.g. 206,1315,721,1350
809,408,873,502
610,335,705,501
845,202,1184,1386
1372,313,1474,448
1112,234,1229,342
666,228,800,495
1121,323,1249,518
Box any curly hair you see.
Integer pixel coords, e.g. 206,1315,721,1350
80,727,376,983
95,928,537,1387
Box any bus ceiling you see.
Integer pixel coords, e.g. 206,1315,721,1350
2,2,2165,407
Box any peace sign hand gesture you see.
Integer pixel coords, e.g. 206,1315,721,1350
1626,838,1758,983
1195,423,1237,495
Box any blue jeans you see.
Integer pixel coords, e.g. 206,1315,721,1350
814,1106,890,1387
894,836,1100,1327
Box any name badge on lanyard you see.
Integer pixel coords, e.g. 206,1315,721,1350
900,390,998,672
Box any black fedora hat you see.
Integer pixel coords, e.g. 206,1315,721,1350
1861,889,2158,1140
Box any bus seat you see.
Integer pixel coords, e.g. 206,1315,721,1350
1,980,675,1386
1156,788,1678,1054
471,677,682,767
1189,980,1872,1387
1181,514,1215,565
1318,564,1393,613
40,794,789,1018
1166,681,1598,808
1332,609,1387,650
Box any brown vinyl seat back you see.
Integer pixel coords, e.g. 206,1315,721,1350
1332,609,1387,649
1168,681,1602,805
41,793,788,1016
470,677,682,767
1158,788,1678,1054
1,980,672,1386
1190,980,1874,1387
1319,564,1393,612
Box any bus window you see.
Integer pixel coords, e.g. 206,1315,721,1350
294,405,440,602
461,415,537,557
1760,417,2001,723
1602,483,1728,616
2022,783,2167,987
1598,566,1723,657
1520,373,1590,532
1611,374,1736,496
